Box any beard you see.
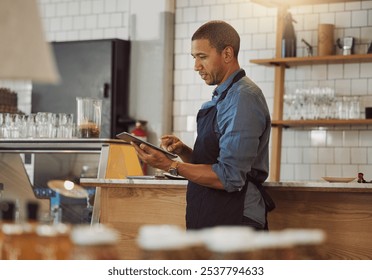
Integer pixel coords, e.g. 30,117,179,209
201,71,221,86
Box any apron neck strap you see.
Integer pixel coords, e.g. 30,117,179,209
217,69,246,103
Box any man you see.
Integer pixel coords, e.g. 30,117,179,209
132,20,271,230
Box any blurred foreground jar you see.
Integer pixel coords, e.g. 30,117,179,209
247,229,326,260
1,200,40,260
0,200,16,260
199,226,257,260
2,223,41,260
279,229,326,259
137,224,208,260
35,223,72,260
70,224,120,260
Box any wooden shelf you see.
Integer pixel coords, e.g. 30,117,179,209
252,0,364,8
250,54,372,68
252,1,372,181
272,119,372,127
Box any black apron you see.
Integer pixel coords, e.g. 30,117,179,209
186,70,247,229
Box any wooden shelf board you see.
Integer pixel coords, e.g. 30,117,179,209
272,119,372,127
250,54,372,67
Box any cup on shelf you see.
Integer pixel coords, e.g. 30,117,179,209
283,87,363,120
284,87,335,120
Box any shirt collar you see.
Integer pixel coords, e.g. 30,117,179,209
212,69,243,100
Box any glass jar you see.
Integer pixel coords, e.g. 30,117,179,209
70,224,120,260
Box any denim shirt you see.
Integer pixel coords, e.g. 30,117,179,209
200,69,271,225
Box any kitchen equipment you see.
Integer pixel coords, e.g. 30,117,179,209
301,39,313,56
318,24,335,56
336,37,354,55
365,107,372,119
367,41,372,54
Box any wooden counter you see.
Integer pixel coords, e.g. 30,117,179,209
265,181,372,260
81,179,372,260
81,178,187,259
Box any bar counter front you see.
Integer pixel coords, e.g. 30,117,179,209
81,178,372,260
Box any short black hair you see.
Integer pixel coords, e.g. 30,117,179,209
192,20,240,57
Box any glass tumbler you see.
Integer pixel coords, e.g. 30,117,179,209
76,97,102,138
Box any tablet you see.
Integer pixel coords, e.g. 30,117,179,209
116,131,177,159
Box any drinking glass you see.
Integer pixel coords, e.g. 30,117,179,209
65,113,75,138
36,112,52,138
9,114,21,138
26,114,37,138
18,114,27,138
348,96,360,119
76,97,102,138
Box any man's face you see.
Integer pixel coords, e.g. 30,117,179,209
191,39,225,86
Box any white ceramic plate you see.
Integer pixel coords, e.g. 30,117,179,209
322,177,356,183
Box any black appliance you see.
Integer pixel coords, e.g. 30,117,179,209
32,39,133,138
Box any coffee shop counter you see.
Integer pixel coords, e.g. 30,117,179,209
264,181,372,260
80,178,372,260
80,178,187,259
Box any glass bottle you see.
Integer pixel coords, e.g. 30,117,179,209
282,12,297,58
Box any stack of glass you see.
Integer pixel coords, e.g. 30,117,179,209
283,87,360,120
0,112,75,139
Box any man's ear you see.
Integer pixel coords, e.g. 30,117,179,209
223,46,234,63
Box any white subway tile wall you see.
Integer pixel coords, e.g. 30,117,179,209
174,0,372,180
39,0,131,41
4,0,372,181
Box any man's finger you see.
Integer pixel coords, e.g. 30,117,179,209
140,143,150,152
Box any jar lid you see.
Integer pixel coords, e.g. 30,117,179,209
279,228,326,245
70,224,119,246
137,224,190,250
199,226,256,253
2,223,23,235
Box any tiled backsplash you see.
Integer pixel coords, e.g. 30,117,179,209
5,0,372,181
174,0,372,181
38,0,131,42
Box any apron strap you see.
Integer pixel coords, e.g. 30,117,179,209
217,69,246,103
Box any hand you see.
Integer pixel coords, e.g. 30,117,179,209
131,141,173,171
160,135,185,155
